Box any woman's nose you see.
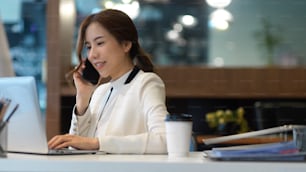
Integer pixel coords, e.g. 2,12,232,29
88,48,98,59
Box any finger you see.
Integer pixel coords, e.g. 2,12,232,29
48,135,62,148
53,135,77,149
54,141,71,150
73,70,82,80
48,135,70,149
48,139,63,149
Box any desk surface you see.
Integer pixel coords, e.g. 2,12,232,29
0,152,306,172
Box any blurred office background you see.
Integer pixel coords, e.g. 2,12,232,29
1,0,306,148
1,0,306,97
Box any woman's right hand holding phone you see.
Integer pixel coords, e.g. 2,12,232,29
73,61,98,115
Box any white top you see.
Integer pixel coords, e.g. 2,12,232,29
69,69,168,154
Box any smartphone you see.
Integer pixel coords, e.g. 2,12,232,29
82,58,100,85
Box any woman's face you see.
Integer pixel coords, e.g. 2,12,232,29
84,22,133,80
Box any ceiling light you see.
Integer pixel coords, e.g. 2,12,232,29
206,0,232,8
179,15,197,28
210,8,233,22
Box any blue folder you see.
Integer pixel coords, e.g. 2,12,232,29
203,125,306,161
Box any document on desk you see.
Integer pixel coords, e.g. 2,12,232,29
203,125,306,161
204,141,306,161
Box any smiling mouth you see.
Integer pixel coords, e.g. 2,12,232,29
95,61,106,68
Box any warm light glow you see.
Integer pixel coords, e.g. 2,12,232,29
173,23,183,32
210,19,229,30
104,1,114,9
122,0,133,4
210,8,233,22
209,9,232,30
104,0,140,19
179,15,197,28
166,30,179,41
206,0,232,8
60,0,75,18
212,57,224,66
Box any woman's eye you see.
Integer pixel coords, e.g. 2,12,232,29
97,42,104,46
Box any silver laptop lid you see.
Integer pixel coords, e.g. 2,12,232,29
0,76,48,154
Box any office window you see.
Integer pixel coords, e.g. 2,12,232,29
74,0,306,67
73,0,208,66
0,0,47,113
207,0,306,67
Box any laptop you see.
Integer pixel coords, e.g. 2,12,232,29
0,76,100,155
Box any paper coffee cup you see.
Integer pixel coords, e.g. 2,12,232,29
165,114,192,157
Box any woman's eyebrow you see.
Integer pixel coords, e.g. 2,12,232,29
84,36,104,45
94,36,104,41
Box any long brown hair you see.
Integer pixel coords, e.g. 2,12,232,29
76,9,154,72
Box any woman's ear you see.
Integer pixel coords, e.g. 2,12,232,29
122,41,132,53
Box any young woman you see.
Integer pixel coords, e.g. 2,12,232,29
48,9,168,154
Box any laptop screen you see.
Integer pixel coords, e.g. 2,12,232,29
0,76,49,154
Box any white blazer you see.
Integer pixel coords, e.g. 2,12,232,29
69,69,168,154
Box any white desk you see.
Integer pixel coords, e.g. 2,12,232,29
0,152,305,172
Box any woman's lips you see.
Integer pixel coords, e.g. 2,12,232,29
95,61,106,69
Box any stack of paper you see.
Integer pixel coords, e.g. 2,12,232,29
203,125,306,161
204,141,306,161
